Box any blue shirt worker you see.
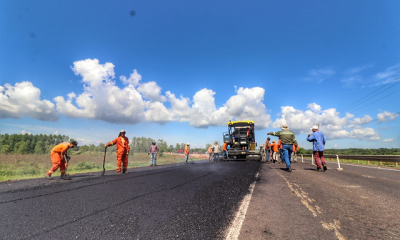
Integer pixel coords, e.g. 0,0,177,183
267,124,298,172
307,125,327,172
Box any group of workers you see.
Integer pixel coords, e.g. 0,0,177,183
207,141,229,162
263,124,327,172
44,124,327,180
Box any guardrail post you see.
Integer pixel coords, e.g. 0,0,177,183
336,155,343,171
396,162,398,168
301,154,303,163
311,153,316,166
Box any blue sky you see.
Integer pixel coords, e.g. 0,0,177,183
1,0,399,149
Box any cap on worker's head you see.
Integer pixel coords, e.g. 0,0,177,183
311,125,319,130
214,141,218,144
267,137,270,140
120,129,126,133
281,124,289,130
187,143,190,145
70,140,78,146
272,140,275,143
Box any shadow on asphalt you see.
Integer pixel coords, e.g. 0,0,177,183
304,168,319,171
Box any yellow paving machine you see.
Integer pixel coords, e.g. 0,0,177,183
223,120,261,161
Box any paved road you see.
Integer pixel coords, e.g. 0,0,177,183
1,159,399,240
238,160,400,239
0,161,260,240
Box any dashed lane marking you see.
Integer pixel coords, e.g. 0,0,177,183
225,172,259,240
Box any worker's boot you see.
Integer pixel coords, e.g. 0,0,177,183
287,167,292,172
322,164,327,171
316,168,323,172
61,174,72,180
44,174,53,180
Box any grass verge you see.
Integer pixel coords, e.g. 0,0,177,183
0,153,205,182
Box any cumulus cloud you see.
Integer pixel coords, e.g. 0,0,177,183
0,81,59,121
272,103,380,140
383,138,393,142
345,63,373,75
54,58,272,128
377,111,399,122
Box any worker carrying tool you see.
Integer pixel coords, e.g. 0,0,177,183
104,130,130,174
45,141,78,180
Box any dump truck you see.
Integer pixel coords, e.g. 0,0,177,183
222,120,262,161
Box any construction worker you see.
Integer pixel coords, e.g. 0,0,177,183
148,141,159,166
104,130,130,174
264,137,271,163
222,141,229,160
208,145,213,161
212,141,222,162
45,141,78,180
268,124,298,172
270,140,279,163
292,144,299,163
307,125,327,172
184,143,190,164
278,139,284,164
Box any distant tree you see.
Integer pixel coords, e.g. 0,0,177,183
34,141,45,154
0,144,10,154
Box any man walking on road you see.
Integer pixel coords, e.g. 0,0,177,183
212,141,222,162
149,141,159,166
307,125,327,172
105,130,130,174
268,124,298,172
222,141,229,160
208,145,213,161
45,141,78,180
184,143,190,164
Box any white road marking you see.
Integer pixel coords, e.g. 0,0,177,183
225,172,259,240
340,163,400,172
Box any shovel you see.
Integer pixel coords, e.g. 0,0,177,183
101,148,106,176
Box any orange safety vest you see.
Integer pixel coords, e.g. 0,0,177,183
222,142,228,151
271,143,278,152
185,145,190,154
51,142,70,155
264,140,270,149
208,147,213,153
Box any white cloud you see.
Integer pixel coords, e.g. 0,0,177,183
345,63,373,75
55,59,272,128
76,137,94,145
54,131,59,135
55,59,148,124
377,111,399,122
0,81,59,121
119,69,142,86
305,68,335,83
137,81,166,102
272,103,380,141
373,63,400,85
383,138,393,142
21,129,31,135
352,115,373,125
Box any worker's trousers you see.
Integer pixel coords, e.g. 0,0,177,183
281,144,293,168
47,153,66,176
117,153,128,173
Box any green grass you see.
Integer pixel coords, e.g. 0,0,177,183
323,157,398,168
0,153,206,182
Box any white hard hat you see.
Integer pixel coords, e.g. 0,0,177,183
311,125,318,130
187,143,190,145
120,129,126,133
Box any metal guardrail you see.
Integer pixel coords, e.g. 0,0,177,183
303,154,400,163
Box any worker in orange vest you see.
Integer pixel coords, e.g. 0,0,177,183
208,145,213,161
45,141,78,180
105,130,130,174
292,144,299,162
222,141,229,160
270,140,279,163
184,143,190,164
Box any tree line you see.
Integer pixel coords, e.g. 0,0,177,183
0,134,208,155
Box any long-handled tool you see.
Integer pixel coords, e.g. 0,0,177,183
101,148,106,176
